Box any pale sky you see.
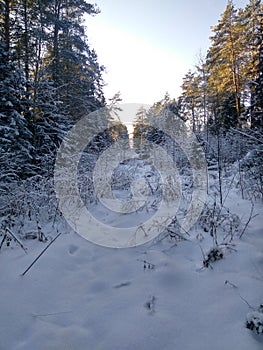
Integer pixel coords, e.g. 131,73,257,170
87,0,248,105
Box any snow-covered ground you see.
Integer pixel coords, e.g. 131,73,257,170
0,181,262,350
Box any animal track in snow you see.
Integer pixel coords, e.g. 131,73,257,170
68,244,79,255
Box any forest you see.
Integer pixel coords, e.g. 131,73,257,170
132,0,263,207
0,1,263,349
0,0,262,191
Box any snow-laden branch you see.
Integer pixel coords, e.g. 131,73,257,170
230,128,263,145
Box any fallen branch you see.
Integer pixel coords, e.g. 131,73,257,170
230,128,263,145
21,232,62,276
32,310,72,317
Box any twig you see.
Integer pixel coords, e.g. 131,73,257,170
230,128,263,145
198,243,213,269
21,232,62,276
32,311,72,317
225,280,255,310
219,243,237,252
52,200,60,228
176,221,191,237
225,280,238,289
198,243,206,260
238,293,255,310
0,233,7,251
6,228,27,254
222,172,238,207
239,202,255,238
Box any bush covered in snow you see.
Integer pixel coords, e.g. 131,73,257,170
246,306,263,335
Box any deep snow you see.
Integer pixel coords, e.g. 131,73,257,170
0,189,262,350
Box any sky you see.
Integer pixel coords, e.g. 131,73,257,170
87,0,249,105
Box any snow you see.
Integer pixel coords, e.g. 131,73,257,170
0,190,262,350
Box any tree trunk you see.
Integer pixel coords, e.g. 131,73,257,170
23,0,30,93
4,0,10,52
53,0,62,84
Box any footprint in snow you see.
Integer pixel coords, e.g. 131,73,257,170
68,244,79,255
114,281,132,289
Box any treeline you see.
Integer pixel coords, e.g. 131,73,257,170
135,0,262,133
132,0,263,200
179,0,263,131
0,0,105,181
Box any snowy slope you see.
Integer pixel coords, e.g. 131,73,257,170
0,195,262,350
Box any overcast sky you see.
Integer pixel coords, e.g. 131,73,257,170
87,0,249,105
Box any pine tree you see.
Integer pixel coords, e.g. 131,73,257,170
133,106,148,155
206,0,244,126
43,0,104,120
253,18,263,129
246,0,263,128
195,53,209,132
180,70,201,132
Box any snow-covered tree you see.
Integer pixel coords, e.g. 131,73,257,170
0,42,34,184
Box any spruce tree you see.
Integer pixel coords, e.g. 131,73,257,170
0,42,34,183
43,0,105,120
